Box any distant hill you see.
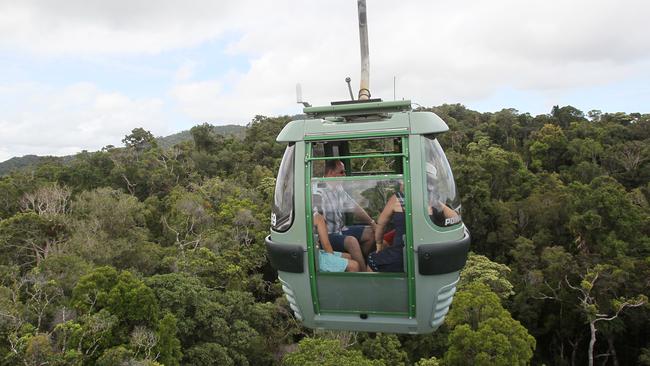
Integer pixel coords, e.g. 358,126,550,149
156,124,246,149
0,124,247,176
0,155,44,175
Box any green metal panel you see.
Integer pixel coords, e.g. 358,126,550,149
277,119,305,142
409,111,450,135
320,310,408,317
304,100,411,117
304,109,410,138
415,270,461,330
312,174,403,183
311,313,420,334
277,109,449,143
318,272,406,279
317,275,409,313
401,137,417,318
304,143,320,314
304,127,409,141
307,152,405,161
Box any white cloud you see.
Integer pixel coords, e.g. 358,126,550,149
0,0,245,55
174,60,197,82
0,82,169,162
165,0,650,122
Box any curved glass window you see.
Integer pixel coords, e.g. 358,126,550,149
271,144,295,232
423,136,462,227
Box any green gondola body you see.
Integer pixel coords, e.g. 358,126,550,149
265,99,470,334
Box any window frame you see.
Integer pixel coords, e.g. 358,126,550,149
304,135,416,318
421,135,462,229
271,143,296,233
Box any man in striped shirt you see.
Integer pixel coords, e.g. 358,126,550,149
312,160,377,270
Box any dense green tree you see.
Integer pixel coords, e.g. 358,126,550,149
154,313,182,366
481,108,523,151
122,128,157,150
528,124,569,172
37,254,91,297
414,356,442,366
190,123,225,154
96,345,134,366
106,271,159,329
53,310,119,363
359,333,408,366
551,105,587,129
24,333,55,365
603,140,650,188
184,342,233,366
568,176,648,257
283,338,383,366
459,253,514,300
451,138,535,259
445,283,536,366
0,212,68,270
144,272,288,365
72,267,159,344
33,157,66,183
68,187,163,272
563,265,648,366
0,176,23,219
57,151,115,193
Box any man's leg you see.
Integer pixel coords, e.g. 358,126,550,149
342,225,375,258
343,236,366,270
328,233,347,252
359,226,376,257
341,253,360,272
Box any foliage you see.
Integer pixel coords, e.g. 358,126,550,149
445,283,536,366
283,337,383,366
414,357,441,366
459,253,514,299
359,333,409,366
0,109,648,365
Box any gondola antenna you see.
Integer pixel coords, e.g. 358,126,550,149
296,83,311,107
357,0,371,100
345,77,355,100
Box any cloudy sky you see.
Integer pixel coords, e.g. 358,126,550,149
1,0,649,162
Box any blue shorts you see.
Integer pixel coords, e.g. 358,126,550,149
318,250,348,272
328,225,366,252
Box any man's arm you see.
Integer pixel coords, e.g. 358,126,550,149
313,213,334,253
374,195,396,252
353,203,376,225
341,189,375,225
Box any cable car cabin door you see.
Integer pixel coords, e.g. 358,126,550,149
305,136,415,319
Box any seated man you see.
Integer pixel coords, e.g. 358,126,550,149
313,213,360,272
313,160,376,270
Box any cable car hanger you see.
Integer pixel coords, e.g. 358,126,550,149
265,0,471,334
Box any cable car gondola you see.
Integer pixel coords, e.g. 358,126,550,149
264,1,470,334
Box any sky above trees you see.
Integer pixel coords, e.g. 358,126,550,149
1,0,649,162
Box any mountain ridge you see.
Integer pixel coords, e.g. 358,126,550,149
0,124,246,176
